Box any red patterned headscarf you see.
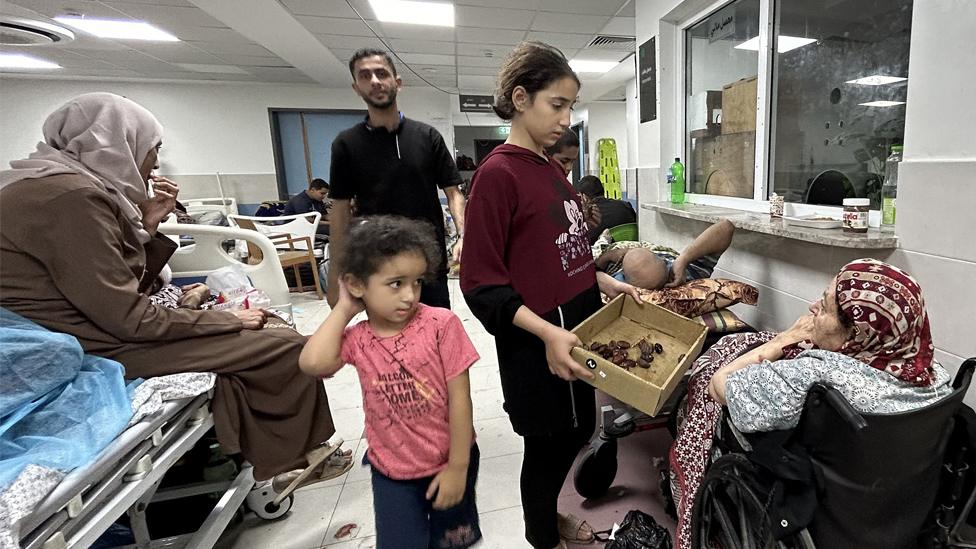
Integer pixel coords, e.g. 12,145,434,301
834,258,935,386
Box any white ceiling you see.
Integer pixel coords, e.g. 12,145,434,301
0,0,636,99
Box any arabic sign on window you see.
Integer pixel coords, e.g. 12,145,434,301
639,37,657,123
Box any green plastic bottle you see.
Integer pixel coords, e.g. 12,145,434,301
669,157,686,204
881,145,902,226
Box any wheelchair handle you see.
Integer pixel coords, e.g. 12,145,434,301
823,387,868,431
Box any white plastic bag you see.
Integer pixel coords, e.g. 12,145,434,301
205,264,252,294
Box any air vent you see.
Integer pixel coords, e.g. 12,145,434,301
0,17,75,46
586,35,636,51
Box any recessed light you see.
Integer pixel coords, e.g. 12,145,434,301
0,52,61,69
369,0,454,27
845,75,907,86
734,35,816,53
569,59,618,74
54,16,179,41
859,100,906,107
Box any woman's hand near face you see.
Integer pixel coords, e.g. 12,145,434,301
140,176,179,234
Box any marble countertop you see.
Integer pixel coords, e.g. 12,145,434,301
641,202,899,249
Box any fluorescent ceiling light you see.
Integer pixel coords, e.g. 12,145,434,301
369,0,454,27
176,63,250,74
859,100,906,107
54,16,179,41
569,59,619,74
0,53,61,69
734,35,816,53
845,75,907,86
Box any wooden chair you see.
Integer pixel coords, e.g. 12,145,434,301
228,214,324,300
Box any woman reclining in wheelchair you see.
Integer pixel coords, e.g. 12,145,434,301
668,258,971,549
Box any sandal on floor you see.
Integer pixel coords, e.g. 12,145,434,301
271,441,353,505
557,512,595,544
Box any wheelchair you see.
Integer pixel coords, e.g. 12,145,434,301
691,357,976,549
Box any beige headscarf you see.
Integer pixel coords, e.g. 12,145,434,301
0,92,163,243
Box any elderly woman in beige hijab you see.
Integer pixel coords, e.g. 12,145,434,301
0,93,347,497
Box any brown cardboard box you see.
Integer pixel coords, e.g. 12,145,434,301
570,296,707,417
691,132,755,197
721,75,757,135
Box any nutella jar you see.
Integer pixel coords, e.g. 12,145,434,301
843,198,869,233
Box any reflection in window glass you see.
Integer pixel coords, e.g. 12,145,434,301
771,0,912,206
685,0,760,198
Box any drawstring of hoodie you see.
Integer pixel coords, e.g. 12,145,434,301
395,134,401,160
557,305,579,429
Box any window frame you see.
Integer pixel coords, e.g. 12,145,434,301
673,0,865,217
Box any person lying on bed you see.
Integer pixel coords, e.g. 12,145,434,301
0,93,348,499
595,218,734,290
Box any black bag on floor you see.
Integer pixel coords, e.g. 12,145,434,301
600,509,672,549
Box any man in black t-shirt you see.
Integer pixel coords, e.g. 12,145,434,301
328,49,465,309
284,178,331,235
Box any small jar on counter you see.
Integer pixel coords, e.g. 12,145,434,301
843,198,869,233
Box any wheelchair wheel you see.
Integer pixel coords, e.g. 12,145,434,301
691,454,777,549
573,437,618,499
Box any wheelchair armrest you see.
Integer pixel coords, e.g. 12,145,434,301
953,358,976,391
818,385,868,432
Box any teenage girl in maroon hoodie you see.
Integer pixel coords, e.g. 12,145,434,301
460,42,641,549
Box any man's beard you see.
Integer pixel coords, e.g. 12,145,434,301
364,87,397,109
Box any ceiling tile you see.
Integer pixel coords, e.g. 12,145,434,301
457,65,501,76
600,16,636,37
457,74,495,90
281,0,361,18
455,43,511,58
397,52,454,66
245,66,317,82
166,27,253,43
5,0,119,19
377,22,454,42
456,55,503,68
314,34,387,51
126,43,225,64
73,48,180,71
531,12,610,34
538,0,627,16
456,0,537,9
618,1,635,17
186,41,274,57
385,39,454,55
144,71,256,81
455,27,525,45
209,54,291,67
101,2,227,29
455,6,535,31
14,48,117,69
297,15,376,36
525,31,593,50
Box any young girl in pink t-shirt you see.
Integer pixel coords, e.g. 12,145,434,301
300,215,481,549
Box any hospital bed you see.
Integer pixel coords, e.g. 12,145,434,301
15,224,298,549
158,222,293,317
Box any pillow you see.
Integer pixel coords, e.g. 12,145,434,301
694,309,751,333
621,278,759,318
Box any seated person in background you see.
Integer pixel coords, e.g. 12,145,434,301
545,129,580,177
284,177,331,235
596,219,734,290
574,175,637,244
668,258,951,549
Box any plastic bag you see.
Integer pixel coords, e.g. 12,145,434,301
211,287,270,312
603,510,672,549
205,264,252,294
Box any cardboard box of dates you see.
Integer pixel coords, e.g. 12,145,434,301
570,294,708,416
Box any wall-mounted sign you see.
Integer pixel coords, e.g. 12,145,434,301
639,37,657,123
459,94,494,113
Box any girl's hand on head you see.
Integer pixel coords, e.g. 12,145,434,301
336,279,365,317
542,326,594,381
